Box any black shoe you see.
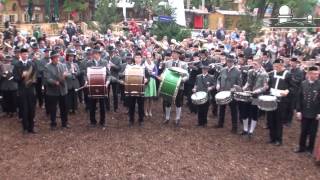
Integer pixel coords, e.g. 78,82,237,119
294,148,306,153
274,141,282,146
28,129,37,134
129,121,134,127
138,122,144,127
89,123,97,128
214,125,223,129
163,119,169,124
240,131,248,136
100,123,107,128
50,125,57,130
267,140,275,144
248,133,253,139
62,124,71,129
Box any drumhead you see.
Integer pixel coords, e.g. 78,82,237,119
215,91,231,99
191,91,207,100
258,95,277,101
87,67,106,75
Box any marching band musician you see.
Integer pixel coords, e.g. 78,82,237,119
0,55,18,117
295,66,320,154
192,62,216,127
162,49,189,127
13,48,38,134
215,55,242,134
124,52,150,127
107,46,122,112
267,59,293,146
85,46,111,128
40,48,51,115
44,50,70,130
240,57,269,137
185,52,200,114
65,49,80,114
286,57,305,126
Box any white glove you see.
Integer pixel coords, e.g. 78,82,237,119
316,114,320,120
192,88,196,93
216,84,220,91
296,112,302,120
208,87,213,91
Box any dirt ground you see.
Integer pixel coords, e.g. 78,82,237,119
0,100,320,180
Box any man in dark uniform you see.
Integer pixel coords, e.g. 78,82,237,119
0,55,18,117
13,48,37,134
124,52,150,127
65,49,80,114
262,51,273,73
295,66,320,153
192,62,216,126
44,50,69,130
162,49,189,127
106,46,122,112
185,52,200,114
86,46,111,127
215,55,241,134
40,48,51,115
267,59,293,146
286,57,304,126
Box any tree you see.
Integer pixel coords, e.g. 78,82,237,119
246,0,318,19
94,0,119,33
63,0,88,13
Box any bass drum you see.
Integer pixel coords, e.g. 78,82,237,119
124,66,145,96
87,67,108,98
159,68,182,102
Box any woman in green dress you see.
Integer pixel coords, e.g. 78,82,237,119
143,51,158,117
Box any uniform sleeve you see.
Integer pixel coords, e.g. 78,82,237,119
296,83,303,113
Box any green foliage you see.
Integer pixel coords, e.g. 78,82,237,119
63,0,88,12
246,0,317,19
151,21,191,42
237,15,263,42
94,0,119,33
154,4,175,16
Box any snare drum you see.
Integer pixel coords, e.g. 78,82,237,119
215,91,232,105
87,67,108,98
124,66,145,96
233,91,252,102
257,95,277,111
191,91,208,105
159,68,182,102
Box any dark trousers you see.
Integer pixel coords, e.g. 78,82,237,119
210,90,218,116
2,90,17,113
67,89,78,112
35,77,44,107
218,100,238,130
89,98,106,125
107,82,118,111
238,102,259,121
47,95,68,127
299,117,319,152
185,83,197,113
267,101,287,143
20,88,36,132
127,96,144,123
286,95,297,124
164,89,184,108
197,101,210,126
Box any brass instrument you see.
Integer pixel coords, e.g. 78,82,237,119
24,65,37,87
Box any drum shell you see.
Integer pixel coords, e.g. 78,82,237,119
87,67,108,98
215,91,232,105
159,69,182,102
233,92,252,102
257,96,278,111
124,67,145,96
191,91,208,105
